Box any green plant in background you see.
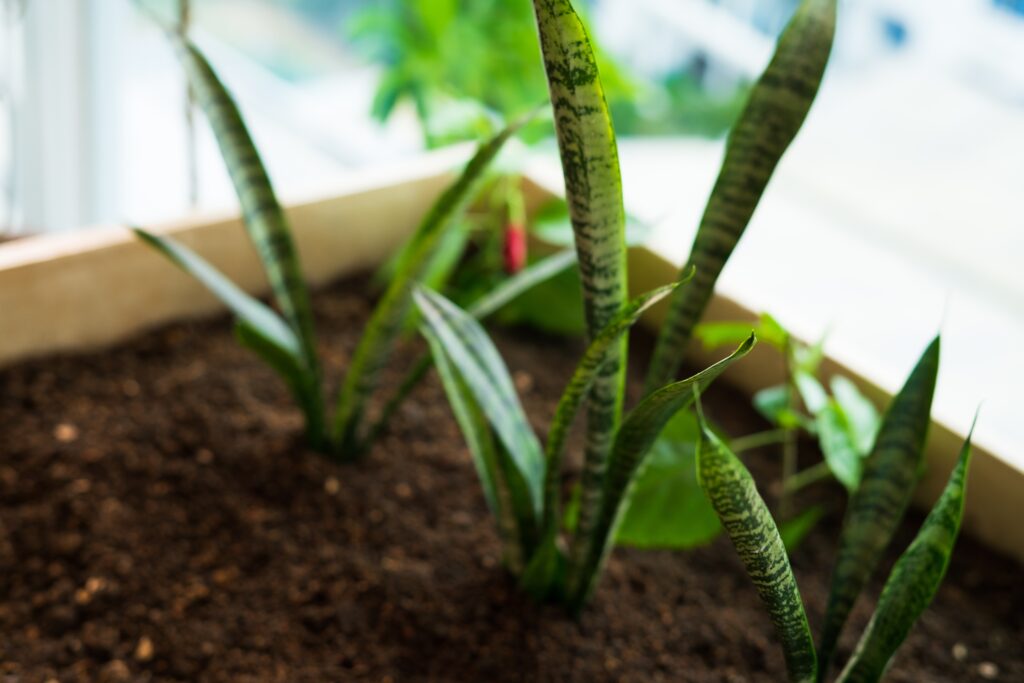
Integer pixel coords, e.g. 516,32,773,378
135,34,572,457
698,337,978,682
347,0,635,147
697,313,882,543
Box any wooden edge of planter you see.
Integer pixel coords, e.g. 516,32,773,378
0,147,468,368
619,242,1024,564
0,157,1020,565
519,173,1024,565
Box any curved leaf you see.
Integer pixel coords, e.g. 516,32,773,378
697,411,817,683
531,0,629,600
817,336,941,679
569,334,756,610
421,324,528,571
134,228,323,444
838,417,975,683
365,249,578,447
169,37,318,372
413,287,545,520
644,0,837,393
333,115,529,454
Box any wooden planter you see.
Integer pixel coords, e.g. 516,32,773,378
1,148,1020,565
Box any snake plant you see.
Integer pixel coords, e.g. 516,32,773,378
135,35,573,457
698,336,978,682
415,0,839,610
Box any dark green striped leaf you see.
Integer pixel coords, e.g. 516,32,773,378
531,0,630,600
568,334,756,610
644,0,837,393
170,37,319,373
696,409,817,683
544,278,685,531
333,116,529,455
413,287,545,519
837,417,975,683
817,336,941,678
134,228,324,444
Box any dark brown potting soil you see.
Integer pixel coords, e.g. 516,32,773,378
1,274,1021,683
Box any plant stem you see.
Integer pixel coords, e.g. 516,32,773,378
780,336,799,518
731,428,789,453
179,0,198,208
782,461,832,494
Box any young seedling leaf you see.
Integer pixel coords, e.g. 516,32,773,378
830,376,881,455
531,0,629,601
614,410,721,548
413,287,545,520
544,279,685,531
644,0,837,393
817,336,941,679
169,37,319,371
816,400,863,492
837,417,975,683
334,115,529,454
696,407,817,683
568,334,756,610
134,228,323,443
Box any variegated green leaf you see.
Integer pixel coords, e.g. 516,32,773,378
568,334,756,610
170,37,319,373
364,249,578,447
413,287,545,521
134,228,324,445
421,324,528,571
467,249,577,319
531,0,629,600
696,408,817,683
837,418,975,683
333,116,529,455
544,277,686,532
644,0,837,393
817,336,941,679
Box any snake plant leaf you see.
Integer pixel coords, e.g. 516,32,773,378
644,0,837,394
467,249,577,319
413,287,545,519
169,37,319,372
133,228,324,442
364,249,579,447
568,333,757,611
421,324,528,571
544,278,686,531
696,412,817,683
333,115,530,455
836,418,975,683
817,336,941,679
531,0,629,601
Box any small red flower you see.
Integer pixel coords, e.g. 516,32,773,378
502,222,527,274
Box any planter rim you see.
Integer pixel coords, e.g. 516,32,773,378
1,150,1020,566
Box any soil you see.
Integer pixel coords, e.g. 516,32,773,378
1,273,1021,683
